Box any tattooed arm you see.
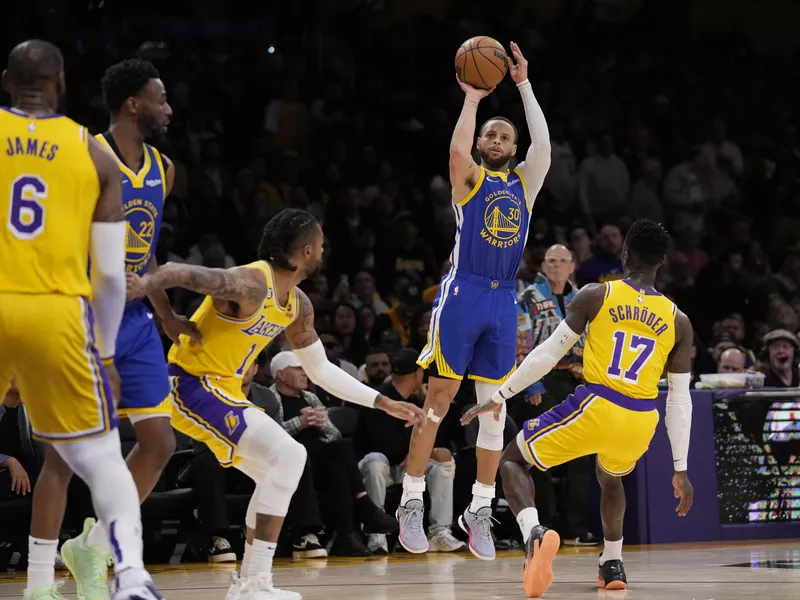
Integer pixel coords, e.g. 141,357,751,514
286,290,426,425
130,263,268,316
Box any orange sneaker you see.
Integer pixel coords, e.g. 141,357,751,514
522,525,560,597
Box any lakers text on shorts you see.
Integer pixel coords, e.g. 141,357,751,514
517,383,659,476
0,293,117,442
168,364,261,467
417,271,517,384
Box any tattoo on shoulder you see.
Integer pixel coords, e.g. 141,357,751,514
186,266,266,304
285,289,318,349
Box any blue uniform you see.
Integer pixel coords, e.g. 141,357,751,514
96,133,172,417
418,166,532,383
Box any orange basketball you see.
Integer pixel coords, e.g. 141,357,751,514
455,36,508,89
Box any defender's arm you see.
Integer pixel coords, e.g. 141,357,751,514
137,263,267,307
492,283,606,403
664,312,694,472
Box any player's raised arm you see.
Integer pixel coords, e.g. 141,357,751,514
664,311,695,516
450,76,495,202
506,42,551,205
284,289,426,426
461,283,605,424
88,136,126,362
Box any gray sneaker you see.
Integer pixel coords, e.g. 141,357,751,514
396,499,429,553
458,506,497,560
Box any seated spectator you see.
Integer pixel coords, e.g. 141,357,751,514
270,351,397,556
0,382,41,501
316,330,359,404
761,330,800,387
364,349,391,388
374,282,421,346
717,347,749,373
332,302,369,366
355,348,464,554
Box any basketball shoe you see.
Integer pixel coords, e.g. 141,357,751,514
111,567,163,600
60,518,112,600
238,574,301,600
24,582,65,600
522,525,560,598
396,499,429,553
598,558,627,590
458,506,496,560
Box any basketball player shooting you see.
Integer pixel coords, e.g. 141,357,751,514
127,208,426,600
404,42,551,559
462,219,695,597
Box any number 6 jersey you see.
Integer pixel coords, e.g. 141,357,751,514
583,279,677,400
0,107,99,297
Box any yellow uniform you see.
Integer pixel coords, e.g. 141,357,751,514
0,107,115,442
520,279,677,476
168,260,298,466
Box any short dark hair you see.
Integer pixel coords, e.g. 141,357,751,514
6,40,63,87
479,116,519,144
101,59,160,114
258,209,319,271
624,219,670,268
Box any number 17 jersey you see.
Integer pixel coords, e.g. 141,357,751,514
583,279,677,400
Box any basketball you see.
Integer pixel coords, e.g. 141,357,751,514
455,36,508,89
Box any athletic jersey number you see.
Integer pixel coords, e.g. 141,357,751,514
607,330,656,384
8,174,47,240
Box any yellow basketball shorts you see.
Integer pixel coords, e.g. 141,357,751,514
0,293,117,442
516,383,659,476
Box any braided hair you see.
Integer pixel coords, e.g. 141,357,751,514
258,209,320,271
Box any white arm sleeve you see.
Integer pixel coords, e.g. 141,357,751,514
293,339,379,408
665,372,692,472
90,221,127,359
493,320,581,403
516,80,551,205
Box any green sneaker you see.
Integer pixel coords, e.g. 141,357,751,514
24,582,65,600
61,518,112,600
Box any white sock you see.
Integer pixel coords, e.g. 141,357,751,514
517,508,540,542
400,473,425,505
246,539,277,578
27,537,58,589
599,538,623,565
469,481,495,512
240,542,252,577
86,520,111,552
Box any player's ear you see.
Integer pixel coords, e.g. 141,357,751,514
511,143,517,157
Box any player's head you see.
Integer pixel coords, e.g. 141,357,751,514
101,58,172,138
2,40,65,111
477,116,518,170
258,209,323,278
621,219,670,274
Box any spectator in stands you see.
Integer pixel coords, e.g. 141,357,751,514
578,133,630,226
575,223,624,286
374,281,421,346
270,351,397,556
407,303,433,352
356,348,463,554
0,383,40,501
717,347,749,374
344,270,390,314
364,350,391,388
761,330,800,387
332,303,369,366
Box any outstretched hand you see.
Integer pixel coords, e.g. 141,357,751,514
672,471,694,516
376,396,427,427
460,400,503,426
505,41,529,84
162,313,202,347
456,73,496,100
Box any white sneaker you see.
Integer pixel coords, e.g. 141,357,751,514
239,574,301,600
226,571,244,600
111,567,162,600
428,529,466,552
366,534,388,555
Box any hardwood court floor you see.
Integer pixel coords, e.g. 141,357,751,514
2,540,799,599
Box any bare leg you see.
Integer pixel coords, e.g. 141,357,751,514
498,439,536,516
30,445,74,540
476,447,501,486
126,417,176,501
405,377,460,477
596,463,625,542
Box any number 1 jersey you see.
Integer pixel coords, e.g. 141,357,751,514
583,279,677,400
0,107,98,297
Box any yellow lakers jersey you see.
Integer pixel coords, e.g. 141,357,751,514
583,279,677,399
169,260,298,389
0,108,99,297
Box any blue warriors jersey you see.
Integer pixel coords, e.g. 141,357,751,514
95,133,166,288
452,167,532,281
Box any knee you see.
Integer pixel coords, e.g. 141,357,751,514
282,439,307,475
426,389,454,415
595,463,622,489
476,402,506,451
430,447,452,463
139,429,177,465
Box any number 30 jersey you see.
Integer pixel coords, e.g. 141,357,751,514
0,107,99,297
583,279,678,400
